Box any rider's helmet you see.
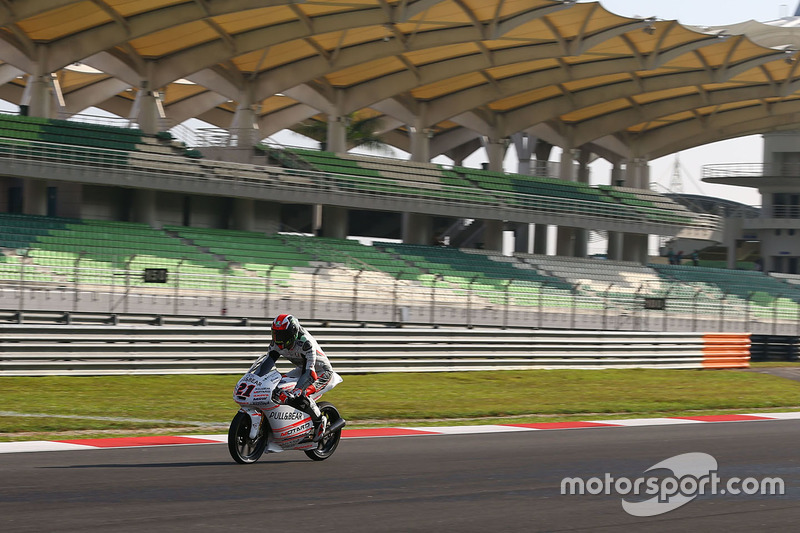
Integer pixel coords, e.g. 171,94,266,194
272,314,300,350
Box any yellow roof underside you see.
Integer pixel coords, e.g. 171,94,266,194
5,0,800,155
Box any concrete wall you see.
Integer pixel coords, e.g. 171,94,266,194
81,185,128,221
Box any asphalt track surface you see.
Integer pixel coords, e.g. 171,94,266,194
2,421,800,532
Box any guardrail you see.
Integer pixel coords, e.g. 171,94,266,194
0,325,750,376
703,162,800,179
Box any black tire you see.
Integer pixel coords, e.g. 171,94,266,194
304,402,342,461
228,411,268,464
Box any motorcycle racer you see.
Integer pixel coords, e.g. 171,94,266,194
264,314,338,442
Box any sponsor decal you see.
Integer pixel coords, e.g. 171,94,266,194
269,411,304,421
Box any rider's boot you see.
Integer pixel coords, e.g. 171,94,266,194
313,415,328,442
307,398,327,442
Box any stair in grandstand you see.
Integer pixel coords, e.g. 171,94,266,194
449,220,484,249
515,253,663,298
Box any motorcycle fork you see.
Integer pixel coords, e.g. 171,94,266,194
242,408,263,440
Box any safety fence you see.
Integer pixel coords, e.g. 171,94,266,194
0,262,797,335
0,324,750,376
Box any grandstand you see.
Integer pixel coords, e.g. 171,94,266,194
0,111,786,335
0,114,787,333
2,206,799,333
2,1,800,337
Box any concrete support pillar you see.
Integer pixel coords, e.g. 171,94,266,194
625,158,650,190
28,76,51,118
611,161,625,187
575,229,588,258
320,205,348,240
232,198,255,232
608,167,624,267
482,219,504,252
556,226,577,256
556,227,588,258
621,158,651,264
607,231,623,261
326,115,347,153
409,128,431,163
402,212,433,245
130,80,165,135
133,189,157,227
533,224,548,255
257,201,281,234
622,233,649,264
514,223,531,254
23,72,59,119
512,132,534,175
534,140,553,177
571,148,592,257
639,160,650,190
230,84,259,148
23,179,47,216
724,218,743,270
559,148,575,181
555,148,587,256
576,148,591,184
624,160,636,189
485,138,507,172
22,49,61,118
727,241,738,270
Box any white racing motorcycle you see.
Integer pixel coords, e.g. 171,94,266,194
228,354,346,464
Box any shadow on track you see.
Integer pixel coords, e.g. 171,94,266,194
41,458,308,469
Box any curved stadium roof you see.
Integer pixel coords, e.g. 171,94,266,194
2,0,800,164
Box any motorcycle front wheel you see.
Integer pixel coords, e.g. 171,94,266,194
228,411,268,464
304,402,342,461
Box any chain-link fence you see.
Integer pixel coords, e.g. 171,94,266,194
0,258,797,334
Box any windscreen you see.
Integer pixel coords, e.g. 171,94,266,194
248,354,275,377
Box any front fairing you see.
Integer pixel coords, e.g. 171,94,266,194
233,366,281,407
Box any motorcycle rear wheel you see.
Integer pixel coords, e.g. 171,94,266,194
304,402,342,461
228,411,268,464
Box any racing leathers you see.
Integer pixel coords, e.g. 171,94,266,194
265,327,334,440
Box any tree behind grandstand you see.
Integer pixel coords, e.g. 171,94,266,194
294,113,391,153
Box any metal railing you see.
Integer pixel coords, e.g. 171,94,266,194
0,260,796,335
0,138,720,232
703,162,800,179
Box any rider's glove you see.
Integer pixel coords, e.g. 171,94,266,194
291,387,304,398
273,388,289,404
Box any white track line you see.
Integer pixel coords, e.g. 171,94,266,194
2,413,799,454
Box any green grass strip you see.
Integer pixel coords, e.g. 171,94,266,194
0,368,799,441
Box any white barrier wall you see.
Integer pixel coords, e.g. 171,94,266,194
0,325,750,376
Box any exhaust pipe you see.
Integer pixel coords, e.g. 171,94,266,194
325,418,346,436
